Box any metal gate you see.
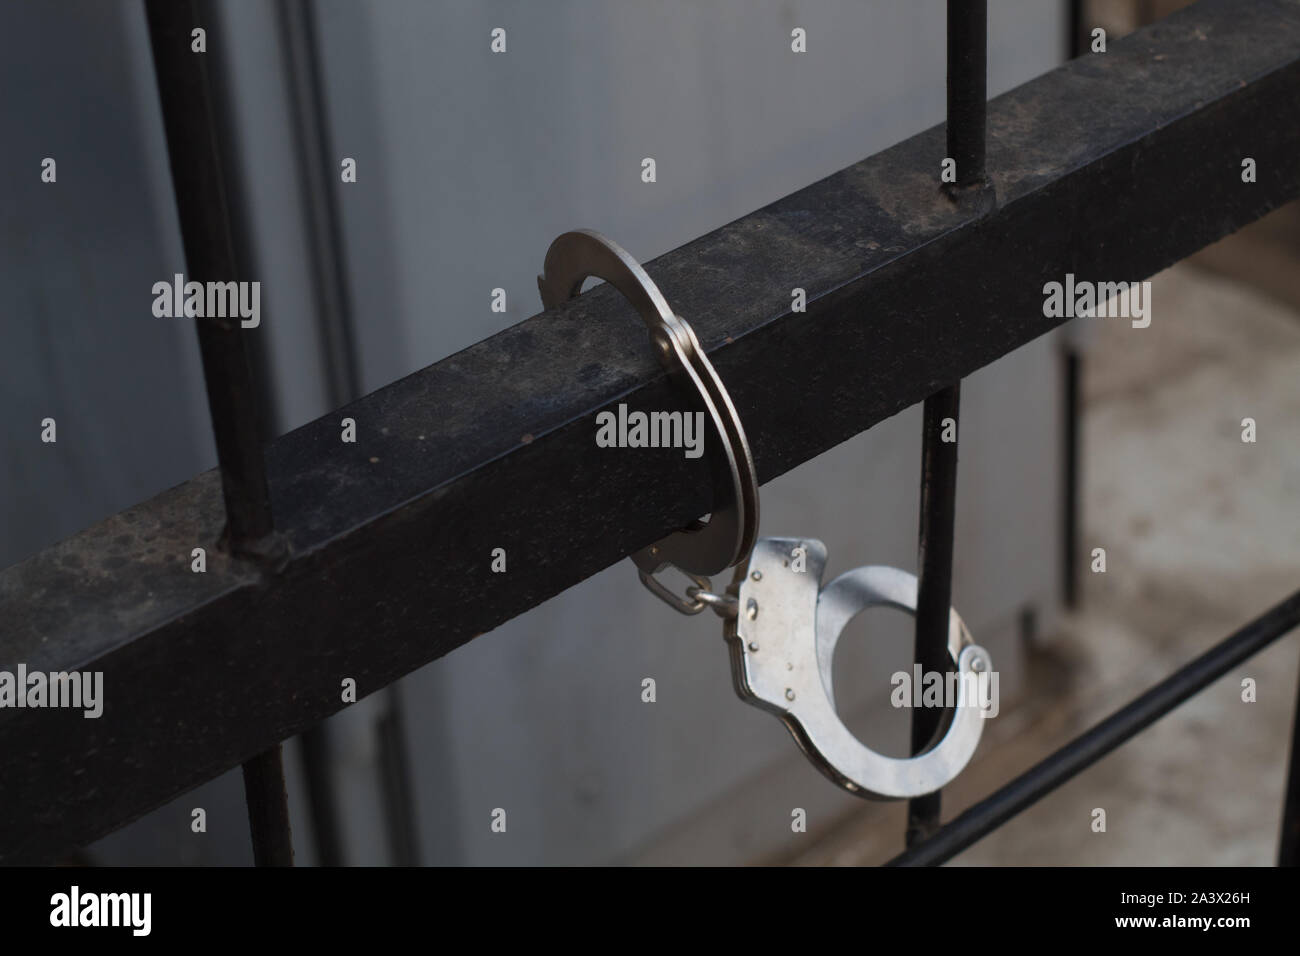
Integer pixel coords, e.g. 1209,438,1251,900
1,0,1298,866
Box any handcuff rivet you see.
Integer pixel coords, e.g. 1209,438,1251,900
785,689,796,701
745,599,759,620
747,641,759,652
751,570,762,581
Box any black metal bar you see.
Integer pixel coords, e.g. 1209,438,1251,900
3,0,1299,863
945,0,986,186
889,589,1300,866
241,746,295,866
1062,349,1082,608
1068,0,1086,59
1279,657,1300,865
144,0,293,867
908,386,962,845
906,0,986,847
1062,1,1087,611
144,0,275,550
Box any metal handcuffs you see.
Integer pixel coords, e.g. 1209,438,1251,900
539,229,991,799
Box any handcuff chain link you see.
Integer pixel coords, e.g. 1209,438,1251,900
636,566,738,618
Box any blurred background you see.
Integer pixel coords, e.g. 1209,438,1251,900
1,0,1295,864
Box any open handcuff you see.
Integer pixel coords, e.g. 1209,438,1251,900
539,229,991,800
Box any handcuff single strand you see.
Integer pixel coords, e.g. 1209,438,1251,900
539,228,992,799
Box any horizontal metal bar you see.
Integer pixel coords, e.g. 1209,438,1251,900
2,0,1299,862
888,589,1300,866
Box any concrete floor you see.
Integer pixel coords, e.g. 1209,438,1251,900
781,260,1300,866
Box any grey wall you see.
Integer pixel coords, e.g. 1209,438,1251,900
0,0,215,565
2,0,1066,865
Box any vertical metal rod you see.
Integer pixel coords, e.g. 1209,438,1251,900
241,753,295,861
1279,661,1300,865
145,0,274,547
242,748,296,866
1062,0,1087,613
145,0,293,866
1062,350,1081,608
946,0,987,186
906,0,986,848
1068,0,1085,59
907,385,962,846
